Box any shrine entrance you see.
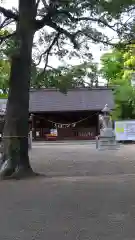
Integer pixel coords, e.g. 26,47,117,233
29,111,99,141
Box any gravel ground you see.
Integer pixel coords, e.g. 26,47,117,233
30,142,135,177
0,142,135,239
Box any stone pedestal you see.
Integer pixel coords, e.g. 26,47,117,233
98,128,119,150
97,104,119,150
28,131,32,150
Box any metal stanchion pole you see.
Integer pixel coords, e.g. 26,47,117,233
28,114,34,150
96,136,98,149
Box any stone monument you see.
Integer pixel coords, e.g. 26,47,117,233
97,104,119,150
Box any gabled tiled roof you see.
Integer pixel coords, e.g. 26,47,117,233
29,88,114,112
0,88,114,112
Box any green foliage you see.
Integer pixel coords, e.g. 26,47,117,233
0,93,8,98
0,58,98,94
100,50,124,84
0,29,14,57
1,0,135,100
1,0,135,66
33,0,135,68
32,62,98,92
100,46,135,120
0,59,10,94
0,29,13,94
1,0,135,91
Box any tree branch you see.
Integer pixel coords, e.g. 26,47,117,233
49,22,79,48
0,18,8,29
35,7,117,33
35,12,79,48
35,50,46,66
41,0,49,8
44,32,60,69
36,32,60,68
0,32,16,45
35,7,117,49
36,0,42,12
0,18,14,30
0,7,18,21
56,11,117,32
35,0,59,30
36,0,41,7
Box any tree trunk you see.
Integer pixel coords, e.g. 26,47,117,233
0,0,36,179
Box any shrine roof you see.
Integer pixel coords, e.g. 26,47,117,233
29,88,114,112
0,88,114,112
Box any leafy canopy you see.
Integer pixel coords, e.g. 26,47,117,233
33,61,98,91
1,0,135,69
100,45,135,120
0,57,99,94
1,0,135,97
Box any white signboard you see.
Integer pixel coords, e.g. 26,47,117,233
50,129,58,136
131,72,135,87
115,120,135,141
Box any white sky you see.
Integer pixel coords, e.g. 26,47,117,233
1,0,115,69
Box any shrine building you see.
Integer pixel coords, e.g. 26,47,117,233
0,87,114,141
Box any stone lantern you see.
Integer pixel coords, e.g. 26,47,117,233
102,104,110,114
28,114,34,149
101,104,112,129
97,104,118,150
0,108,6,139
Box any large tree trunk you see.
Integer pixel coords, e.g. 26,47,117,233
0,0,36,179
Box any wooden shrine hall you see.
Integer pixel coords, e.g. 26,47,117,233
0,88,114,141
